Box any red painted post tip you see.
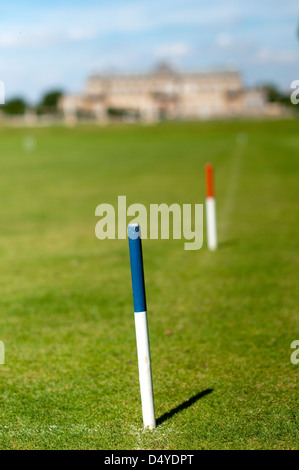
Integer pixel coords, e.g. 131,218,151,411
205,163,214,198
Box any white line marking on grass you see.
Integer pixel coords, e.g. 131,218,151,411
219,134,247,240
129,422,184,450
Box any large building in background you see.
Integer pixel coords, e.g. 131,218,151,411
59,64,270,123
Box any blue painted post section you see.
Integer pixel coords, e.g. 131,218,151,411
128,224,147,313
128,223,156,429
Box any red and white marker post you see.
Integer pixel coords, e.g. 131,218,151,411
205,163,218,251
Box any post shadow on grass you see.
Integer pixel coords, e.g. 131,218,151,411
156,388,213,426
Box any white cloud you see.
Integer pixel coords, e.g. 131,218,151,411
255,47,299,64
154,42,191,58
67,28,98,41
0,1,242,50
0,27,98,49
0,32,23,47
215,33,232,48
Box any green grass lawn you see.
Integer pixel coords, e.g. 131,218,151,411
0,120,297,450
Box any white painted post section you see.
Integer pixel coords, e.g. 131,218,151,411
134,311,156,429
205,163,218,251
206,197,217,251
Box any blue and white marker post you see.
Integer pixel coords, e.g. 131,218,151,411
128,223,156,429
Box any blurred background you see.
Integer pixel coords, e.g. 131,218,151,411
0,0,298,450
0,0,298,123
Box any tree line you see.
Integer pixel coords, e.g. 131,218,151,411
1,90,63,116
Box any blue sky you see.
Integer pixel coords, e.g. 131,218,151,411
0,0,298,102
